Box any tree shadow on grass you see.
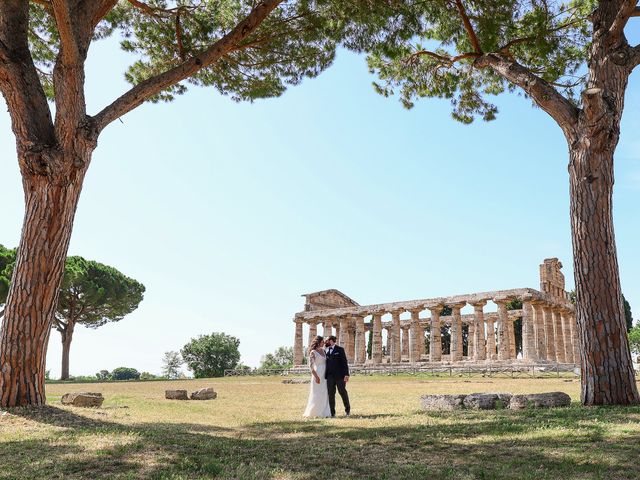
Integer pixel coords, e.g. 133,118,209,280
4,405,640,480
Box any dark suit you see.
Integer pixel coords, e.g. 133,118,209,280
325,344,350,416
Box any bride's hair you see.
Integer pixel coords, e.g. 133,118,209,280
309,335,324,352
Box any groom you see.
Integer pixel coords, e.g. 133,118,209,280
324,335,350,417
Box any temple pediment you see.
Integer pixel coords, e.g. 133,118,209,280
302,289,359,311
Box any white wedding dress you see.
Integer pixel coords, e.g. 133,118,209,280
303,350,331,418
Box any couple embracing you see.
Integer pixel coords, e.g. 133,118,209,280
303,335,351,418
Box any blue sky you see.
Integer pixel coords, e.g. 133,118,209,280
1,31,639,377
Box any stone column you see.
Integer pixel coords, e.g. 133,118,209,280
294,320,304,365
552,308,566,363
409,309,421,363
307,321,317,348
521,296,536,361
334,320,341,344
471,301,487,361
428,305,443,362
391,311,402,363
372,313,383,364
486,314,496,360
495,299,511,360
338,316,348,348
571,312,580,364
417,322,426,361
508,316,516,359
354,316,366,365
401,324,410,359
532,301,547,361
347,322,356,361
560,308,573,363
543,305,556,362
450,303,465,362
467,321,475,359
323,317,333,338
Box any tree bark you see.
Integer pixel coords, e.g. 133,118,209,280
60,320,75,381
568,0,640,406
0,150,89,407
570,138,639,405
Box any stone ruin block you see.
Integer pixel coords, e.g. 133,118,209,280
61,392,104,408
420,394,466,411
165,389,189,400
509,392,571,409
421,392,572,411
190,388,217,400
463,393,512,410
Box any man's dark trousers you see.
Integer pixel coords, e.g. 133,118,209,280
325,344,350,416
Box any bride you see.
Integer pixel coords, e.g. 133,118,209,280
303,335,331,418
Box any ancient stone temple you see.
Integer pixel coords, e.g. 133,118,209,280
292,258,578,366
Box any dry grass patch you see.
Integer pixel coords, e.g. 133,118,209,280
0,375,639,479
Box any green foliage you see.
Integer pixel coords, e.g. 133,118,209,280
96,370,111,381
628,325,640,356
111,367,141,381
162,351,184,379
0,244,16,306
260,346,294,370
181,332,240,378
506,299,523,310
57,256,145,329
140,371,160,380
623,295,633,333
1,246,144,330
26,1,357,104
234,362,252,372
357,1,593,122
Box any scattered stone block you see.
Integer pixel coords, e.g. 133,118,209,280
421,392,571,411
463,393,512,410
282,378,310,384
61,392,104,408
509,392,571,409
420,394,466,411
165,389,189,400
190,388,217,400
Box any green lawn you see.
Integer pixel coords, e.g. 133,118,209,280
1,375,640,479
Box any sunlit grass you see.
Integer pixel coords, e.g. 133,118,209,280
1,375,639,479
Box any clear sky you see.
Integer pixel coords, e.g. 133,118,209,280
1,31,639,377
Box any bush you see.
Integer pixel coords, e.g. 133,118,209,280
110,367,141,381
181,332,240,378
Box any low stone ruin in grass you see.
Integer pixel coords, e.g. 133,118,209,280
61,392,105,408
282,378,310,384
165,387,217,400
420,392,571,411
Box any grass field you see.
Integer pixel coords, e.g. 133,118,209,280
1,375,640,480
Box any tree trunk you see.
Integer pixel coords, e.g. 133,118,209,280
567,2,640,406
0,152,88,407
60,320,75,381
569,143,639,405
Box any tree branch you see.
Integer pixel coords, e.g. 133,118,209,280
89,1,119,28
0,39,10,63
411,50,479,65
51,0,80,65
609,0,639,39
631,44,640,68
93,0,284,132
454,0,483,53
0,1,55,147
475,53,579,140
